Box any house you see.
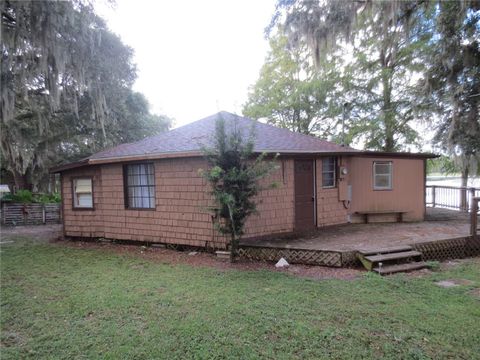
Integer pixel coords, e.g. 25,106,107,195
52,111,435,249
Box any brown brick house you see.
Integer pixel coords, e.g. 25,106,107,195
52,111,434,249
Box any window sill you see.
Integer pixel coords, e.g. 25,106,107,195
125,207,156,211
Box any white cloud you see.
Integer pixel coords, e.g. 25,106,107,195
96,0,276,127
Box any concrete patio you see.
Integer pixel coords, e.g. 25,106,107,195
240,208,473,253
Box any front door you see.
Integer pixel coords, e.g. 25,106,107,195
294,159,315,230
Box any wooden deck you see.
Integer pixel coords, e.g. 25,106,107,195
239,208,479,267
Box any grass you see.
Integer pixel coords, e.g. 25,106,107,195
1,236,479,359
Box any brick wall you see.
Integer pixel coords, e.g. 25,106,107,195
61,157,295,249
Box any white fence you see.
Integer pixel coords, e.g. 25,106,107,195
426,185,480,212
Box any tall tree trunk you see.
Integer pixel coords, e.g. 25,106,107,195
227,208,238,262
381,67,395,152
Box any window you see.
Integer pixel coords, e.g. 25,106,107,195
322,157,337,188
373,161,393,190
72,178,93,209
124,163,155,209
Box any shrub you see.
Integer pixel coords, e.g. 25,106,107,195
11,189,34,203
201,117,278,261
35,193,61,204
1,191,61,204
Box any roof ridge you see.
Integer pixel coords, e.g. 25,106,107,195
224,111,354,150
84,111,359,162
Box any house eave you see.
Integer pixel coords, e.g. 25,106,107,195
354,151,438,159
50,149,437,173
50,159,90,173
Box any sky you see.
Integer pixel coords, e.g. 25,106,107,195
97,0,277,127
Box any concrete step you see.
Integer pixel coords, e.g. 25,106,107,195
365,250,422,264
358,245,413,256
373,261,428,275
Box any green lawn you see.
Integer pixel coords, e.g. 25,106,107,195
1,236,479,359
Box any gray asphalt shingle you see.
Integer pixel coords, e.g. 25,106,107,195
89,111,356,160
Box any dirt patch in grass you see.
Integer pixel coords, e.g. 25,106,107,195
1,331,25,347
469,288,480,300
1,224,62,242
57,239,364,280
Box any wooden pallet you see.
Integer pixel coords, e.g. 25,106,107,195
357,246,427,275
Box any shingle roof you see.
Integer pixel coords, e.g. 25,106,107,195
89,111,356,161
51,111,436,173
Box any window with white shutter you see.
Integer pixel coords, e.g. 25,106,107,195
72,178,93,209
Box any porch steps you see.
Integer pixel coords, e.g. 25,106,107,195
358,245,413,256
364,250,422,263
373,261,428,275
357,245,428,275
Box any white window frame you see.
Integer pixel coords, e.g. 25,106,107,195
373,161,393,190
72,178,93,209
322,157,337,188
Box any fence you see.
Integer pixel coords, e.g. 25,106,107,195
1,203,61,226
426,185,480,211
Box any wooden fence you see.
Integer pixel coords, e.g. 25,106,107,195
426,185,480,211
1,203,61,226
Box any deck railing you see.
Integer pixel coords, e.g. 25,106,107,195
426,185,480,212
471,197,479,241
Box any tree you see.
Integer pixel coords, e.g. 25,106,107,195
202,117,277,261
422,0,480,190
50,90,171,174
269,0,432,151
243,33,342,136
338,4,433,151
1,0,171,190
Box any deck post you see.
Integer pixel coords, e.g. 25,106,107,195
431,185,436,208
469,188,475,212
460,187,469,212
469,197,479,256
471,197,479,239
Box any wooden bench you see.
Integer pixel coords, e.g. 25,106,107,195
355,210,407,224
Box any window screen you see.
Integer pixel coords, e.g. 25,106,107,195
322,157,337,188
124,163,155,209
373,161,392,190
73,178,93,208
